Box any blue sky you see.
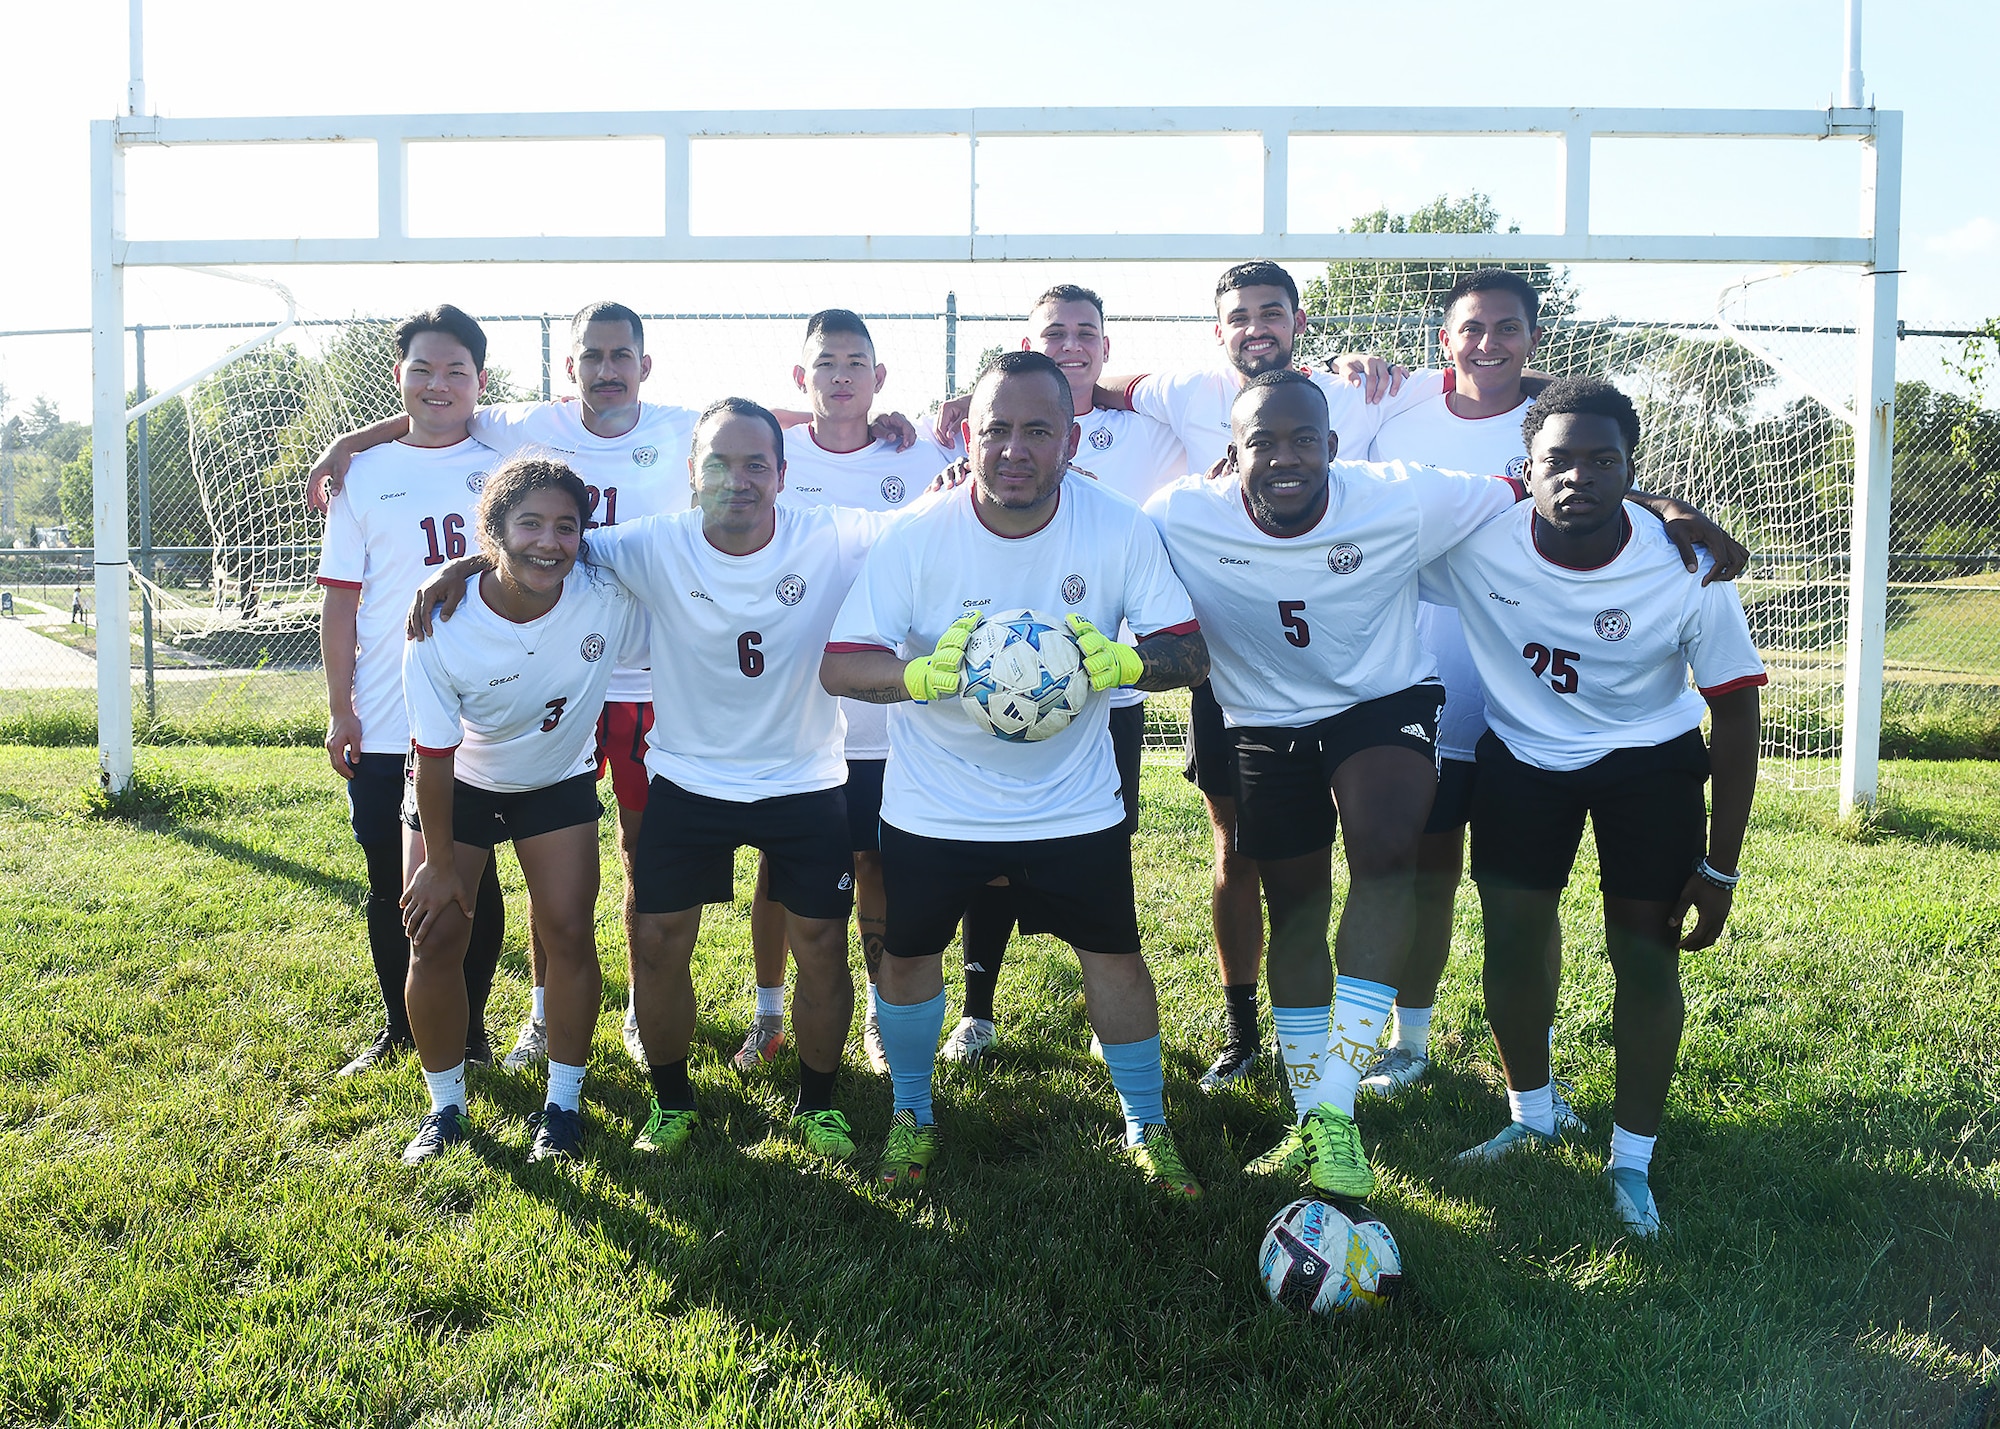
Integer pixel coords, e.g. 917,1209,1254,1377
1,0,1993,417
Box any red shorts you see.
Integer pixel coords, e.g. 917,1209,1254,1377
594,701,654,813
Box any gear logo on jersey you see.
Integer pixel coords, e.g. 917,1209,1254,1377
1061,574,1087,605
775,574,807,607
466,471,488,494
1594,608,1633,641
579,633,607,663
1088,426,1114,451
631,445,659,468
1328,543,1364,575
880,475,907,504
1507,456,1529,479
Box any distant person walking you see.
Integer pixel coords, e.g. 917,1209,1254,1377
70,586,85,625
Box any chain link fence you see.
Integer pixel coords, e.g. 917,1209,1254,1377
2,276,1994,783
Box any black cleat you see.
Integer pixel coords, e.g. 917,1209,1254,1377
465,1024,495,1066
527,1104,583,1162
1198,1042,1258,1093
339,1026,414,1077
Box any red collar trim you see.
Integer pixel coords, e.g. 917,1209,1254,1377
1237,481,1330,540
807,422,873,455
969,482,1061,539
1530,509,1632,571
703,509,779,557
1442,368,1531,421
480,570,566,624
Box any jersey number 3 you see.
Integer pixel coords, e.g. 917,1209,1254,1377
1522,642,1581,694
540,697,567,732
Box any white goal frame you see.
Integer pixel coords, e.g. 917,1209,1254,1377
90,100,1902,813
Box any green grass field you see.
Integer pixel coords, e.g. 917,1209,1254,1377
3,747,1997,1427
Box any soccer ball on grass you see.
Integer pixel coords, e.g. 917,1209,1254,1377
958,608,1090,743
1257,1197,1402,1314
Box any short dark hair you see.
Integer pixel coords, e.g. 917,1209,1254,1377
971,348,1073,417
571,300,644,351
803,308,874,354
1215,261,1299,312
394,304,487,371
1520,376,1641,457
1442,269,1543,329
695,396,786,466
1033,284,1106,324
1233,367,1329,419
474,453,591,556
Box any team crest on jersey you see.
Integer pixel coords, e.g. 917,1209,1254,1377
631,445,659,468
1328,543,1364,575
1088,425,1114,451
1594,608,1633,641
466,471,488,494
579,633,607,662
776,574,807,606
1061,573,1087,605
1506,456,1529,479
881,475,907,504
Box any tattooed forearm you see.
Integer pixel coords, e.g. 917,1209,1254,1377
1134,630,1209,692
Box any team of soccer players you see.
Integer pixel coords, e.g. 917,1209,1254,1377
314,264,1761,1237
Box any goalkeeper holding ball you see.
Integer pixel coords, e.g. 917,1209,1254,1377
821,351,1210,1198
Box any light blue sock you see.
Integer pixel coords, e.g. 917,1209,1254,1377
1098,1033,1166,1146
876,987,948,1125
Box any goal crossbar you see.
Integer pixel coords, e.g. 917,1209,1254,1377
89,103,1903,813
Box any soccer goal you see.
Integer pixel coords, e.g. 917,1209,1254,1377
83,26,1903,813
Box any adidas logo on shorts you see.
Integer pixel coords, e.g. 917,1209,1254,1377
1399,722,1431,742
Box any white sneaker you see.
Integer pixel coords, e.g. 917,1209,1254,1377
1358,1045,1431,1097
622,1003,647,1066
500,1017,547,1072
939,1016,997,1064
1604,1166,1664,1238
862,1006,890,1075
1454,1120,1560,1164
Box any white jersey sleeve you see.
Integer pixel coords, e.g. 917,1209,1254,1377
465,401,545,458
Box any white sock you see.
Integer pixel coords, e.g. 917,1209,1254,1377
1326,976,1398,1118
1272,1005,1332,1119
546,1059,586,1114
531,986,546,1024
423,1062,467,1115
1391,1004,1433,1057
755,984,785,1020
1609,1123,1656,1174
1508,1080,1556,1136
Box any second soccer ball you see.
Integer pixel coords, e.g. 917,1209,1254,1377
958,609,1091,743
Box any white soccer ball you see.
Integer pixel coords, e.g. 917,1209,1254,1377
957,608,1090,743
1257,1197,1403,1314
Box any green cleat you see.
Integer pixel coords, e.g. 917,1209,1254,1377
1299,1105,1377,1199
1128,1123,1202,1199
791,1108,858,1162
632,1099,700,1157
874,1109,940,1193
1245,1121,1308,1178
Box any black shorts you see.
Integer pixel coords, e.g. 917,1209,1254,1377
1110,702,1145,836
345,751,406,846
1181,679,1237,801
879,821,1141,958
401,769,603,850
633,776,855,920
1230,684,1445,862
1423,757,1478,836
846,759,886,853
1468,729,1710,902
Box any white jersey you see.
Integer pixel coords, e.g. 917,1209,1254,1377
776,422,960,760
1126,365,1445,475
1144,464,1520,729
471,400,700,703
405,565,645,793
1064,407,1194,713
316,436,498,754
829,479,1198,842
588,502,897,802
1370,372,1537,761
1434,504,1766,771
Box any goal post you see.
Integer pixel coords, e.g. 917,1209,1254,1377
88,103,1903,812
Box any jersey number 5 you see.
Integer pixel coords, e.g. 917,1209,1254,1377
540,697,568,732
1522,642,1581,694
737,631,765,677
1278,600,1310,649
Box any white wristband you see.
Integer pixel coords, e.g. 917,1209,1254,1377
1693,857,1740,890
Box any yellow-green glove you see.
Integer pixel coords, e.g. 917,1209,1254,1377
904,613,981,702
1066,614,1144,692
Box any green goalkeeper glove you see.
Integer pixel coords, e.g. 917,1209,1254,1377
1066,614,1144,692
904,613,982,702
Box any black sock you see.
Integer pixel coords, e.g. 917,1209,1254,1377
462,857,505,1032
959,883,1016,1023
795,1058,838,1114
361,840,412,1041
1223,982,1260,1052
648,1058,695,1111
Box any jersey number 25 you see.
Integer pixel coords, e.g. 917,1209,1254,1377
1522,642,1581,694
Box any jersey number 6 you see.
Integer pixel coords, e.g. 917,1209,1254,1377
1522,642,1581,695
1278,600,1310,649
737,631,765,677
